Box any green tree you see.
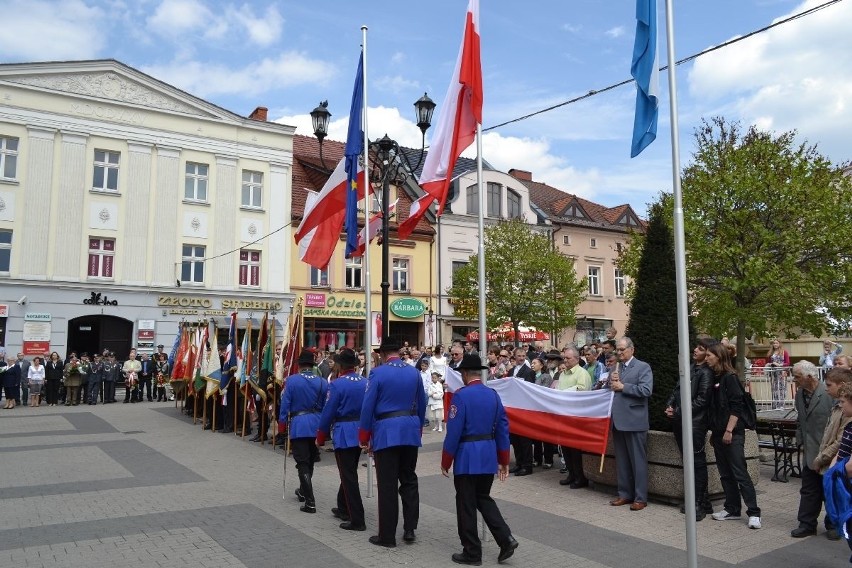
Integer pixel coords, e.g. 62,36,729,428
620,118,852,375
624,202,695,432
448,219,586,346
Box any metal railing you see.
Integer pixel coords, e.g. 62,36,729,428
744,365,831,411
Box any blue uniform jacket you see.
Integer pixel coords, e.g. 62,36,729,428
316,371,367,449
359,357,427,451
280,371,328,439
442,380,511,475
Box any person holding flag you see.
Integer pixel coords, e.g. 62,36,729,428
281,349,328,514
316,348,368,531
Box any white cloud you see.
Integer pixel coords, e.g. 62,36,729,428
561,23,581,33
228,3,284,46
605,26,626,39
374,75,420,95
146,0,213,37
0,0,106,60
390,52,406,65
142,52,336,98
686,0,852,162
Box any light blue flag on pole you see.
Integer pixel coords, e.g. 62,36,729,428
344,51,364,257
630,0,659,158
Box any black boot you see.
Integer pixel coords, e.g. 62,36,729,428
298,469,315,513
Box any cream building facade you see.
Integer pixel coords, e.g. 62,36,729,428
0,60,295,357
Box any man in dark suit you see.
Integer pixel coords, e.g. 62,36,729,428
790,360,834,538
138,352,154,402
608,336,653,511
508,347,535,476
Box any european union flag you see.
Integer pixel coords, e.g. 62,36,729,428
344,51,364,257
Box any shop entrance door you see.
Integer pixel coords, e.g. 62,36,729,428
67,315,133,359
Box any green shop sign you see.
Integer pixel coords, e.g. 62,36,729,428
390,298,426,319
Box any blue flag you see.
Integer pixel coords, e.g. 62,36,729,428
344,51,364,257
220,312,237,391
168,322,181,369
630,0,659,158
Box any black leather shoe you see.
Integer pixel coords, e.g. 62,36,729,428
791,526,817,538
508,466,521,474
203,423,212,430
295,488,305,502
219,427,233,434
331,507,349,521
339,521,366,531
559,477,575,486
451,552,482,566
368,535,396,548
300,504,316,514
569,479,589,489
403,530,416,543
514,468,532,477
498,536,519,563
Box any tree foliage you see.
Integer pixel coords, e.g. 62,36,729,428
620,118,852,367
448,219,586,346
625,202,695,432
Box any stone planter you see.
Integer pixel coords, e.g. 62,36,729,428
582,430,760,503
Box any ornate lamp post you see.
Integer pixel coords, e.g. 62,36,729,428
310,93,435,340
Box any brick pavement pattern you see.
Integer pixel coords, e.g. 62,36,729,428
0,403,849,567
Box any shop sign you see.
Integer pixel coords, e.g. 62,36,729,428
83,291,118,306
157,295,284,315
390,298,426,319
23,318,51,356
304,294,366,318
305,293,326,308
0,304,7,318
24,313,52,322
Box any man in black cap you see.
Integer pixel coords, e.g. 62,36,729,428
441,354,518,566
316,348,368,530
359,337,427,548
280,349,328,514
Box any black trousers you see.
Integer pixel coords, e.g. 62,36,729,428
532,440,555,465
139,378,153,401
673,420,710,508
374,445,419,542
45,380,61,405
711,432,760,517
454,474,512,560
560,446,586,482
335,446,365,526
510,434,533,469
291,438,319,506
103,381,116,403
797,464,831,531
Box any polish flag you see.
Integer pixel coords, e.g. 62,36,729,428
297,189,345,270
295,158,365,243
350,199,397,257
444,372,613,455
397,0,482,240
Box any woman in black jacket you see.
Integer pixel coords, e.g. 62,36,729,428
44,352,64,407
706,342,762,529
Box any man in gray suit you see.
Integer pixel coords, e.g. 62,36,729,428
608,337,653,511
790,360,834,538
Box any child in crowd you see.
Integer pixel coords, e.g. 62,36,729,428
429,371,445,432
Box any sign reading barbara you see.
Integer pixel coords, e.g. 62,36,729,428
390,298,426,319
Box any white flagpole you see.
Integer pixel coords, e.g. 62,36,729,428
663,1,697,567
360,24,375,500
476,125,487,376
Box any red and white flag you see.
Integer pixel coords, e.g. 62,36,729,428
444,371,613,455
350,200,397,257
295,157,365,269
398,0,482,240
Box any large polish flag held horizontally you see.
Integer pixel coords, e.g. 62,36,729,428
397,0,482,240
444,369,614,455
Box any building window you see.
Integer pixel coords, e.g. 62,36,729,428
466,185,478,216
616,242,623,253
451,260,467,276
587,266,601,296
0,136,18,180
614,268,626,297
93,150,120,192
589,238,597,248
392,258,409,292
87,237,115,278
345,256,362,289
507,188,521,219
487,182,501,217
181,244,205,283
562,234,571,246
0,229,11,273
310,266,329,288
242,170,263,208
239,250,260,287
185,162,209,201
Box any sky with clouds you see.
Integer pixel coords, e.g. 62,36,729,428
0,0,849,215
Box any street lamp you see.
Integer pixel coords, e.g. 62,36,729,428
310,93,435,340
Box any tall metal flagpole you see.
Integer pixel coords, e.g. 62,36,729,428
361,24,374,500
476,125,487,374
664,1,697,567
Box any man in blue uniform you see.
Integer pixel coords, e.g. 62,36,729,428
281,350,328,514
316,348,367,531
359,337,427,548
441,354,518,566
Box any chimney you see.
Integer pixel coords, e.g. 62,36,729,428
248,106,268,121
508,168,532,181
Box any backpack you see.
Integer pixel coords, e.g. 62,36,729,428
712,373,757,431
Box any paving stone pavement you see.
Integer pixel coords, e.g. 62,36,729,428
0,402,849,567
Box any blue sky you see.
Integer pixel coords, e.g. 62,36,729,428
1,0,849,215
